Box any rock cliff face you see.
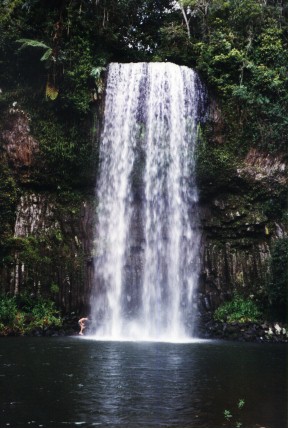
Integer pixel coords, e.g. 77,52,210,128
1,108,39,174
0,108,95,314
197,117,287,314
0,100,287,318
1,189,95,313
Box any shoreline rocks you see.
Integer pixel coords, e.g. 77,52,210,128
199,318,288,343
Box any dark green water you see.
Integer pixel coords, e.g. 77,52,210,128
0,337,287,427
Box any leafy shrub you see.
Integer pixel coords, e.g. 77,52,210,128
13,312,26,335
214,294,262,323
0,295,17,324
14,291,36,313
31,299,62,329
0,294,62,335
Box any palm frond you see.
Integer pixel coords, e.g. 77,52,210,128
16,38,50,51
40,48,53,62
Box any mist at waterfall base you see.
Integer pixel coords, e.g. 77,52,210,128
90,62,205,341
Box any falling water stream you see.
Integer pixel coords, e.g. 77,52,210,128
90,62,205,341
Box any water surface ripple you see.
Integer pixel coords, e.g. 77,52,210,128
0,337,287,427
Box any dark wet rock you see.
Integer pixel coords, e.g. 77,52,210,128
199,317,288,343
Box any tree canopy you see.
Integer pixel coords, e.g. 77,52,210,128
0,0,287,151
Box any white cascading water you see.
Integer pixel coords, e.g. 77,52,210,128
90,62,205,341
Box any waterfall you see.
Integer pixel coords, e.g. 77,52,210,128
90,62,205,341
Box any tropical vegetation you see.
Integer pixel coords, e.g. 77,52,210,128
0,293,62,335
214,293,262,323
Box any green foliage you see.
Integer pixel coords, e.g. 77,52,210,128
195,3,288,151
224,399,245,428
224,410,232,420
60,35,94,113
1,0,286,152
50,282,60,294
238,399,245,410
214,293,262,323
15,291,37,313
90,66,106,98
90,66,106,80
155,22,194,64
28,106,96,187
0,296,18,324
195,124,237,193
0,293,62,335
0,0,25,25
30,298,62,329
16,38,52,62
